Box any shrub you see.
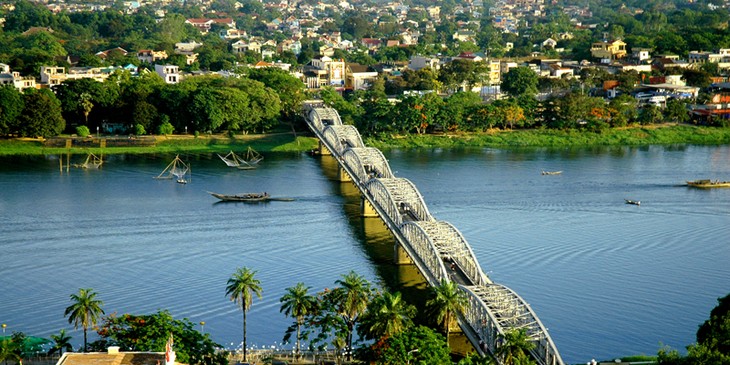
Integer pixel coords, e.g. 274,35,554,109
158,121,174,136
134,124,146,136
76,126,90,137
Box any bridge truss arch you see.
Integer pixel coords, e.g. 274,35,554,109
308,107,342,131
459,284,564,365
365,178,434,225
342,147,394,183
322,125,365,155
401,221,491,287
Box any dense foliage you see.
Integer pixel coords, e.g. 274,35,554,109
90,310,228,365
658,293,730,364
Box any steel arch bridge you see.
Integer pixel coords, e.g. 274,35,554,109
304,104,565,365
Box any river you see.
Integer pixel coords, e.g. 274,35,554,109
0,145,728,364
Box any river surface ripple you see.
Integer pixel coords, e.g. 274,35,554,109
0,145,728,364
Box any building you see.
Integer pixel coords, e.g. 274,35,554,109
590,40,627,63
155,64,180,84
346,63,378,91
137,50,168,63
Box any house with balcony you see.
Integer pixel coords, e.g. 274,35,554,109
40,66,67,86
0,66,36,91
303,56,346,90
591,40,627,63
137,50,168,64
155,64,180,84
232,39,261,54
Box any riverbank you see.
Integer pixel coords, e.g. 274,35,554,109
365,124,730,149
1,124,728,155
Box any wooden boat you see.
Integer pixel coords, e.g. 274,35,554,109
154,155,190,184
217,147,263,169
625,199,641,206
686,179,730,188
541,170,562,175
72,153,103,169
209,192,270,202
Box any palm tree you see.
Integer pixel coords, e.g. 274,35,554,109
48,329,73,356
496,329,536,365
79,92,94,125
64,288,105,352
0,338,21,365
426,279,468,347
332,271,371,362
279,282,318,357
359,291,415,341
225,267,263,363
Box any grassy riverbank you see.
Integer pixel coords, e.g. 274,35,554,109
1,125,728,156
0,133,319,156
365,124,730,150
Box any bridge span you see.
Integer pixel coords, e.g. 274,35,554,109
304,104,564,365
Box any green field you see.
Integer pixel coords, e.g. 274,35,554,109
1,125,729,156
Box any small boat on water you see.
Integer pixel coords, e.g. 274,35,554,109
686,179,730,188
208,191,296,203
154,155,190,184
217,147,263,170
541,170,562,175
209,192,271,202
625,199,641,206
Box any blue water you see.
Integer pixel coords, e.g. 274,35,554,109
0,145,728,364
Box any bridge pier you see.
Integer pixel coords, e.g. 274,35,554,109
360,197,378,217
338,166,352,182
318,141,331,156
394,244,413,265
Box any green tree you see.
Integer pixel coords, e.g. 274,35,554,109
501,67,539,98
374,326,451,365
18,88,66,138
75,125,90,137
696,293,730,355
247,67,306,122
3,0,54,33
496,329,536,365
158,116,174,135
638,105,663,125
64,288,105,352
358,291,415,342
664,99,690,124
0,337,22,365
280,282,318,357
225,267,263,363
608,94,639,127
48,329,72,356
0,85,24,135
327,271,372,362
426,279,468,347
79,92,94,125
442,92,483,131
91,311,227,365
